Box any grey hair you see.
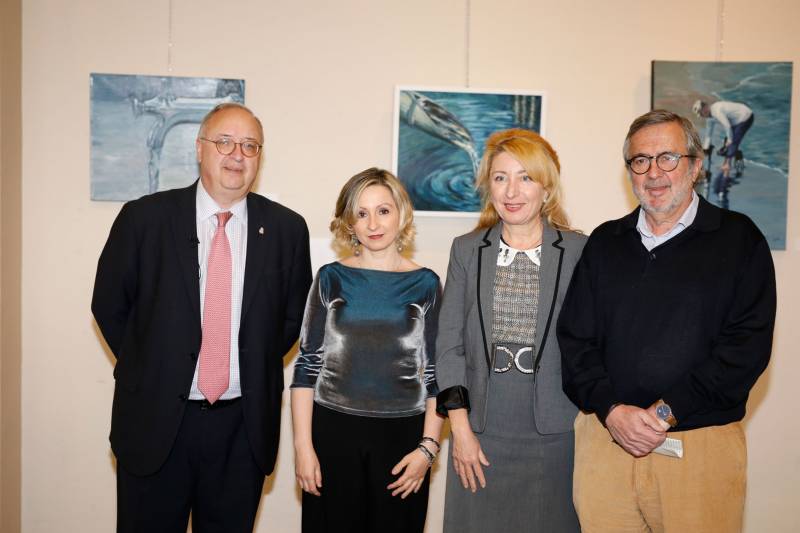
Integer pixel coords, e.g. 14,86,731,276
622,109,703,160
198,102,264,141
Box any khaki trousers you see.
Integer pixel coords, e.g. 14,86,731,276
573,412,746,533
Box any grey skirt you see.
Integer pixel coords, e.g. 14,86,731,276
442,343,579,533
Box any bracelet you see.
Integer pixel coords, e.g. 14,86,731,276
419,436,440,452
417,444,435,466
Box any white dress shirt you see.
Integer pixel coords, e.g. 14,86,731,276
189,180,248,400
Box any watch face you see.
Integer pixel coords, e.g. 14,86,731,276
656,404,672,420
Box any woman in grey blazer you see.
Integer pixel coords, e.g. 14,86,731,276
436,129,585,532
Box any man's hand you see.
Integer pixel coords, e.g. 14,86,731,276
605,404,667,457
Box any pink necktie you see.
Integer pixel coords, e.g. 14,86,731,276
198,211,233,404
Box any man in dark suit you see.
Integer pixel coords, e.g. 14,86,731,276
92,103,312,532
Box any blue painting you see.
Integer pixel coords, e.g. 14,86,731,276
90,73,245,201
652,61,792,250
393,87,545,214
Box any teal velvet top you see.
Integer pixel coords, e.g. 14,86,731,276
291,262,441,418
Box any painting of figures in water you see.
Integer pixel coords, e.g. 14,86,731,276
393,87,545,214
652,61,792,249
90,73,245,201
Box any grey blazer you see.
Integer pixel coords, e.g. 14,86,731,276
435,221,586,434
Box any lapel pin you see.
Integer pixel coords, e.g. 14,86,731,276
258,227,265,235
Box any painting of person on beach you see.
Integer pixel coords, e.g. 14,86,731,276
652,60,792,249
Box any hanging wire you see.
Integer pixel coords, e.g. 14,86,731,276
167,0,174,72
465,0,471,87
715,0,725,61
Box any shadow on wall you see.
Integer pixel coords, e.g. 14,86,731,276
619,167,639,213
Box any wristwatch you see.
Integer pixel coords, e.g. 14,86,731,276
654,399,677,428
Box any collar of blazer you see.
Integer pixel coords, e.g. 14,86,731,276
475,219,566,371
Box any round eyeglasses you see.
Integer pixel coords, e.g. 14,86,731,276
625,152,697,175
198,137,262,158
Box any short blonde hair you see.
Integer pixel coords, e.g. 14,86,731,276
330,168,416,253
475,128,572,231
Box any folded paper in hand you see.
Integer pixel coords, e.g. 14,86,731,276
652,437,683,458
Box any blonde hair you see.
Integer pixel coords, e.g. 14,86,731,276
330,168,416,254
475,128,572,231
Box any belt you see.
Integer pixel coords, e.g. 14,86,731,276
492,343,536,374
187,397,241,410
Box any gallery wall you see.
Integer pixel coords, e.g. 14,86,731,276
18,0,799,531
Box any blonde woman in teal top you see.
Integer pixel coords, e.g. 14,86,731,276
291,168,444,533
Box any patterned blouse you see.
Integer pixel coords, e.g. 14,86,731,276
492,240,541,345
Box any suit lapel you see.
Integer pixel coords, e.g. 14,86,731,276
534,222,564,368
476,223,501,369
171,182,202,330
241,193,269,322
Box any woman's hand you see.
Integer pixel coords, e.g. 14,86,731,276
387,448,431,498
451,425,490,492
294,442,322,496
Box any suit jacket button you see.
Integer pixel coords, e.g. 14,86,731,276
178,394,187,401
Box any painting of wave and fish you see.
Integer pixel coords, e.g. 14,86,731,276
652,61,791,250
393,87,545,214
90,73,245,201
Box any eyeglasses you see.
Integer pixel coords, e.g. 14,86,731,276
625,152,697,174
198,137,262,158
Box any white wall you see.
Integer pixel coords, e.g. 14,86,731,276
21,0,799,531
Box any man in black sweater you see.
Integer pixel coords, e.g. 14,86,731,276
557,110,776,532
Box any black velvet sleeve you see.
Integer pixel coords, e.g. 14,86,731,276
436,385,470,416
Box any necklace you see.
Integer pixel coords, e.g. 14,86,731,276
502,233,542,251
502,221,543,250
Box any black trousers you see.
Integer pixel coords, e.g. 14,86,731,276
302,404,430,533
116,400,265,533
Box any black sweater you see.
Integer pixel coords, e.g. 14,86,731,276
557,197,776,431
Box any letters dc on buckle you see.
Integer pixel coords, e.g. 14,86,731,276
493,345,534,374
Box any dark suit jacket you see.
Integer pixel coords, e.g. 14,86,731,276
436,221,586,434
92,181,312,477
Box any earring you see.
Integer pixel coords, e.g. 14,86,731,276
350,234,361,256
396,239,404,253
